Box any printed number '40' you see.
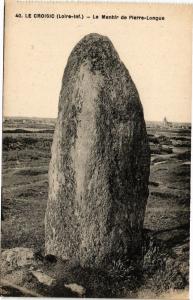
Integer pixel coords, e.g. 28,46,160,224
15,14,22,18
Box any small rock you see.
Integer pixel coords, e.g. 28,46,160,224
31,270,56,286
1,248,37,274
64,283,86,296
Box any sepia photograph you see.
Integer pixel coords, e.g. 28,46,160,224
1,1,192,299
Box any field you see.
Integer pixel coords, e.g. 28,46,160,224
1,117,191,298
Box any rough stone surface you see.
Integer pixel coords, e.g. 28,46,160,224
45,33,150,268
1,248,37,274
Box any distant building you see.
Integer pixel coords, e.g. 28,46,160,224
163,117,172,128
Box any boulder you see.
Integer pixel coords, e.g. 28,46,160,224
45,33,150,268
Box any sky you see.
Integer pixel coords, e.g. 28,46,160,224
3,1,192,122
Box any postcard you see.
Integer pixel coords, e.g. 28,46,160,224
1,1,192,299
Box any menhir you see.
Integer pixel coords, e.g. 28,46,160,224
45,33,150,269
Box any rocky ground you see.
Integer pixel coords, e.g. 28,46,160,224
1,118,190,298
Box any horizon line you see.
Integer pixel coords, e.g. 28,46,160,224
3,115,192,124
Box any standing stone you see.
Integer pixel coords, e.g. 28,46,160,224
45,33,150,268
